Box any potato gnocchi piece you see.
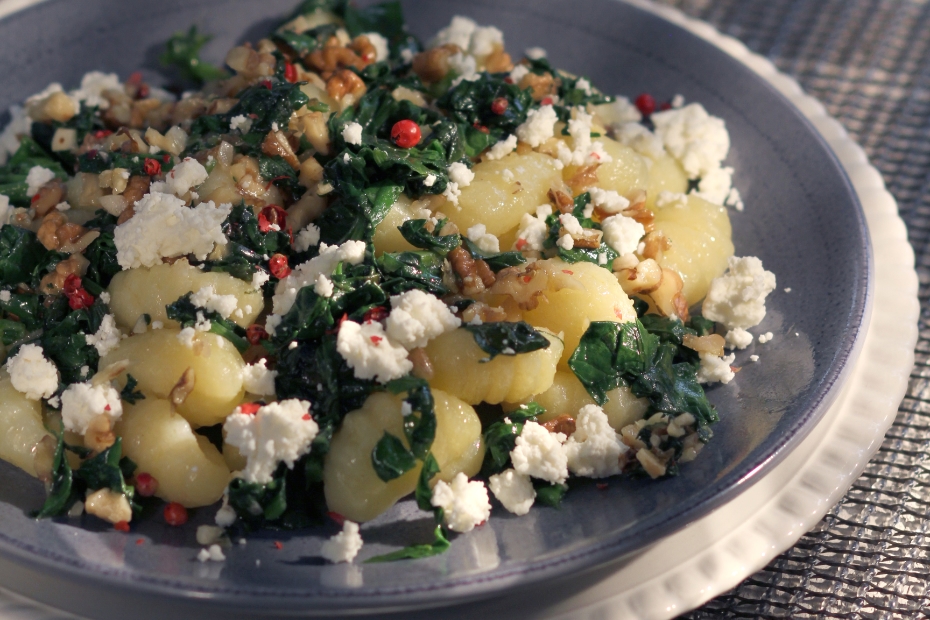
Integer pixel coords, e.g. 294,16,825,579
424,327,563,405
107,259,263,330
509,371,649,431
564,136,648,199
371,194,420,256
644,154,689,210
520,258,637,370
651,194,734,305
101,329,246,428
116,398,230,507
323,389,485,523
0,375,53,477
443,151,562,237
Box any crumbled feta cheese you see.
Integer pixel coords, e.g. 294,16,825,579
294,223,321,252
336,320,412,384
525,47,547,60
696,352,736,384
0,194,10,227
196,525,224,546
468,24,504,57
423,174,437,187
448,162,474,187
557,233,574,250
229,114,252,133
651,103,730,179
614,122,666,160
589,187,630,214
84,314,121,356
694,165,735,206
272,240,367,314
510,421,568,484
194,311,212,332
341,122,363,145
264,314,282,337
466,223,500,253
600,96,642,128
447,52,479,85
98,291,111,304
430,16,503,58
71,71,122,109
164,157,208,197
554,107,613,166
509,65,530,84
488,468,535,515
514,204,552,252
655,191,688,209
224,399,318,484
197,544,226,563
671,94,685,108
241,359,277,396
430,472,491,533
702,256,777,330
177,327,197,348
750,354,760,362
60,382,123,435
443,181,461,206
251,269,270,290
576,78,592,95
114,192,230,269
564,405,627,478
321,520,364,563
363,32,389,61
485,134,517,160
25,166,56,196
190,285,238,319
725,328,753,350
502,169,515,183
601,214,645,256
55,201,70,211
5,344,58,400
559,213,584,236
516,104,557,147
758,331,774,344
385,289,461,349
0,105,32,165
0,290,10,302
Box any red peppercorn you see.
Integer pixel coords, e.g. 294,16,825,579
161,153,171,164
540,96,553,106
362,306,388,323
273,541,284,550
246,323,269,345
260,79,273,90
491,97,509,115
114,521,130,532
238,402,261,415
163,502,188,526
63,274,82,295
327,511,346,526
268,254,291,279
143,158,161,176
137,84,150,99
62,274,94,310
284,62,298,83
258,204,288,233
135,472,159,497
472,122,490,134
93,129,112,140
390,119,421,148
635,93,656,117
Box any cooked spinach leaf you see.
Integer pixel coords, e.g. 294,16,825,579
120,374,145,405
371,432,417,481
366,524,450,563
464,321,550,361
480,402,544,476
160,25,228,85
399,219,460,254
165,293,249,353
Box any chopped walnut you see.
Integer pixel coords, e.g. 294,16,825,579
409,348,434,380
484,45,514,73
84,488,132,524
84,414,116,452
519,72,560,101
542,415,576,437
262,130,301,170
548,188,575,214
448,246,485,295
32,180,65,217
325,69,367,106
568,163,600,194
412,44,460,83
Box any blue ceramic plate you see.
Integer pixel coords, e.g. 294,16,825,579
0,0,870,617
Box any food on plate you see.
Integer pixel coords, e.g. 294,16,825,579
0,0,775,563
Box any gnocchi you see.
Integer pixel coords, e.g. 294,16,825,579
0,375,53,477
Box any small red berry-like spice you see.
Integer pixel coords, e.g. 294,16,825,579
390,119,421,148
268,253,291,279
114,521,130,532
143,158,161,176
284,62,298,83
62,274,94,310
246,323,269,345
258,204,288,233
238,402,261,415
491,97,509,115
134,472,158,497
635,93,656,117
163,502,188,526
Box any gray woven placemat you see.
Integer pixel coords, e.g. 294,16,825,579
653,0,930,617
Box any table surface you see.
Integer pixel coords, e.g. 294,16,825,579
655,0,930,617
0,1,923,618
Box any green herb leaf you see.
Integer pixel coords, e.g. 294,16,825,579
415,452,441,512
461,237,526,272
399,219,460,254
0,226,56,288
371,432,417,481
227,475,288,526
366,524,450,563
120,374,145,405
480,402,543,476
160,25,227,85
533,481,568,508
464,321,550,361
165,293,249,353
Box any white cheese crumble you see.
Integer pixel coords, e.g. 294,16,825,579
71,71,122,109
557,233,574,250
696,352,736,385
655,191,689,209
725,327,754,350
0,105,31,165
702,256,777,330
423,174,437,187
60,382,123,435
0,194,10,227
614,122,667,160
0,290,10,302
558,213,584,236
599,96,642,128
510,421,568,484
241,359,277,396
601,214,645,256
589,187,630,214
84,314,121,356
384,289,461,349
190,285,238,319
488,468,535,515
197,544,226,563
251,269,270,290
430,472,491,533
336,320,412,384
514,204,553,251
447,52,479,85
485,134,517,160
509,64,529,84
750,354,760,362
341,122,363,145
177,327,197,348
758,331,774,344
525,47,547,60
651,103,729,179
466,223,500,253
448,162,474,187
363,31,389,61
516,104,557,147
314,273,334,298
164,157,208,197
272,240,367,314
564,405,627,478
114,192,231,269
294,223,321,252
430,15,503,58
321,520,364,563
224,399,318,484
229,114,252,133
25,166,56,196
6,344,58,400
